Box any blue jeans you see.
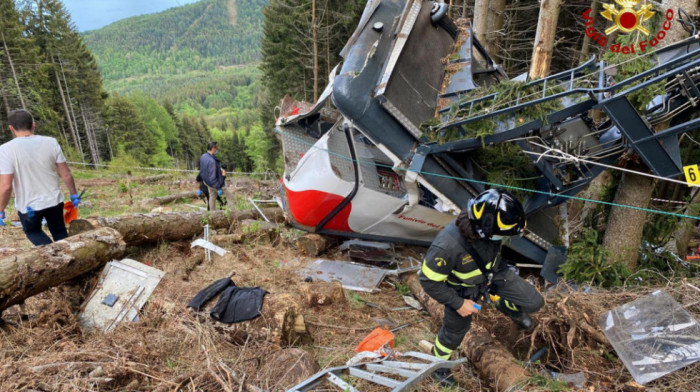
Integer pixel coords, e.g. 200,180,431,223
18,203,68,246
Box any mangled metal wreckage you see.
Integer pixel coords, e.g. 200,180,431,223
276,0,700,264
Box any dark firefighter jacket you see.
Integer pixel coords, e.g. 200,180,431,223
418,221,504,310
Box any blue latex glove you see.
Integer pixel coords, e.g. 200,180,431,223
27,206,35,218
0,211,5,227
197,190,203,197
70,194,81,207
217,189,223,196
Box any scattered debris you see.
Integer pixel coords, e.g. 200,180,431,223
188,278,268,324
356,327,395,353
79,258,165,333
402,295,422,310
191,238,229,257
286,352,467,392
600,290,700,384
248,198,280,222
546,370,586,388
297,259,391,293
340,239,394,263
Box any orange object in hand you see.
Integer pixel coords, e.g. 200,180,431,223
355,327,395,353
63,201,79,225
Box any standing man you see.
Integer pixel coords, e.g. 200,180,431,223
0,109,81,246
419,189,544,385
199,141,225,212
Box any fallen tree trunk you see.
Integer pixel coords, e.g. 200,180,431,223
136,174,171,183
403,273,530,392
0,228,126,312
147,191,199,206
70,208,286,246
211,234,244,247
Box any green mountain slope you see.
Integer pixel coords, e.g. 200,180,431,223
83,0,267,81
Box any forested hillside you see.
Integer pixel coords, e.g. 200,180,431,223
0,0,239,172
82,0,266,81
82,0,265,150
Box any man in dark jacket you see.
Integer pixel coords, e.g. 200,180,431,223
199,141,226,211
419,189,544,385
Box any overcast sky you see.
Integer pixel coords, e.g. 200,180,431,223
61,0,201,31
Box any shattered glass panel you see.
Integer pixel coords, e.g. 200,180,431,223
599,290,700,384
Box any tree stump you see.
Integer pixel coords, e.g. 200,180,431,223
295,234,327,257
257,348,320,390
301,281,345,307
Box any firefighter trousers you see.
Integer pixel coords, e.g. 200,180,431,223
433,268,544,359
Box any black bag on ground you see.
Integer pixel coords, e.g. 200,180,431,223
210,286,268,324
186,277,233,311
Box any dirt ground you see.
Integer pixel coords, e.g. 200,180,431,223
1,169,699,391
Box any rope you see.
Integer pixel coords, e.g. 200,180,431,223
522,143,690,186
66,161,275,177
275,128,700,221
652,198,687,205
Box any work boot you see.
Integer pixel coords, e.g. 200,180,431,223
495,300,534,331
432,367,457,388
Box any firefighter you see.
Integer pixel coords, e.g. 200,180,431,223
419,189,544,385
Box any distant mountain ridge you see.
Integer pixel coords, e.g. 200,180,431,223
83,0,267,82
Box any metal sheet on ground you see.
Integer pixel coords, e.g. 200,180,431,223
79,259,165,333
297,259,389,292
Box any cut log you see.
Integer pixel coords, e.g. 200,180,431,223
0,228,126,312
69,208,286,246
403,273,530,392
301,281,345,307
295,234,327,257
136,174,171,183
463,326,529,391
211,234,244,247
403,273,443,327
146,191,199,206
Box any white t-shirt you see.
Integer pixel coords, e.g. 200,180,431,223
0,135,66,213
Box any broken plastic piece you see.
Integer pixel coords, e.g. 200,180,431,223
190,238,229,257
402,295,422,310
547,371,586,388
599,290,700,384
356,327,395,353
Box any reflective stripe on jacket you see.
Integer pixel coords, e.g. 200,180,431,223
418,221,502,309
